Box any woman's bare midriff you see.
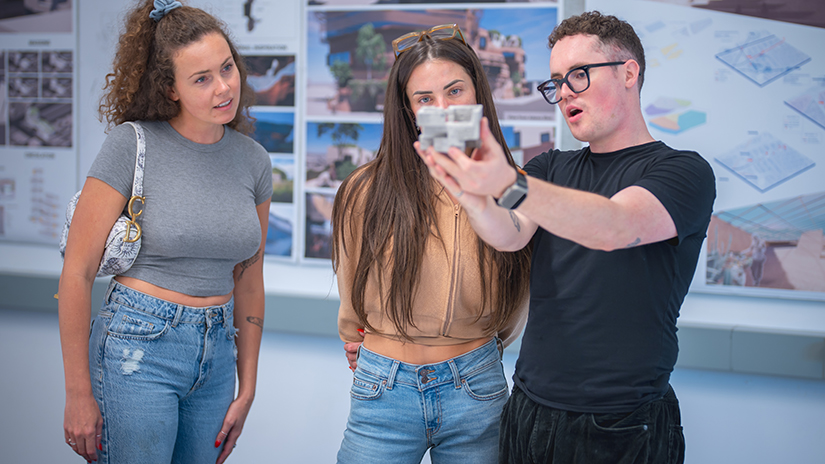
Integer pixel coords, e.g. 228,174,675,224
363,333,493,365
114,276,232,307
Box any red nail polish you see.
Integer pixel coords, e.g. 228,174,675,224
357,328,364,334
98,443,103,451
215,440,221,448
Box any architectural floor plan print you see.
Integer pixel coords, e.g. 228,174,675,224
715,34,811,87
785,86,825,131
715,132,815,192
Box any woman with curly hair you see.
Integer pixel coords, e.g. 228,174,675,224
58,1,270,462
332,25,531,463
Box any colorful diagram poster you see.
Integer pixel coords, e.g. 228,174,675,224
588,0,825,300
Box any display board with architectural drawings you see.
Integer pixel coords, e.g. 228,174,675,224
303,2,560,261
4,0,822,302
2,0,561,272
588,0,825,300
0,1,76,245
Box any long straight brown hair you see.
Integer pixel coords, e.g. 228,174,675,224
331,37,531,340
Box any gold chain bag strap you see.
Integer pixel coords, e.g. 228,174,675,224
58,121,146,276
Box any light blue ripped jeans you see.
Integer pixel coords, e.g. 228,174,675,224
89,279,237,464
336,338,509,464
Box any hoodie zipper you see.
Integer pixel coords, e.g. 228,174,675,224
442,202,461,336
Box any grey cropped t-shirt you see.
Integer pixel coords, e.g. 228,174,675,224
87,120,272,296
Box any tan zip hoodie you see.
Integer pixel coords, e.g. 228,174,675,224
337,188,528,348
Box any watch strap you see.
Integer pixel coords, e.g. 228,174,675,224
495,168,528,210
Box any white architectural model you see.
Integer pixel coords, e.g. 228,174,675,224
416,104,483,153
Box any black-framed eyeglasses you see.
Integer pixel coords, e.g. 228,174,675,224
392,24,467,57
536,61,627,105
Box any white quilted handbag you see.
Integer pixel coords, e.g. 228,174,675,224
59,121,146,277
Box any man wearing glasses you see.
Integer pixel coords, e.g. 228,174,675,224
417,11,715,464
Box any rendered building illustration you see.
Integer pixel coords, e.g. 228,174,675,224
317,10,531,113
416,104,483,153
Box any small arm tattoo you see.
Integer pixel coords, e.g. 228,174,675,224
246,316,264,329
626,237,641,248
238,247,262,279
508,211,521,232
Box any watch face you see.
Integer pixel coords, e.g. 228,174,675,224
497,171,528,209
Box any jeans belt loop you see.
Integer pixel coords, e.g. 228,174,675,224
171,304,184,327
386,360,400,390
223,297,234,328
448,359,462,389
495,337,504,359
103,278,118,305
222,305,230,331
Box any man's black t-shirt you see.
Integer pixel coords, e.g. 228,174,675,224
517,141,716,413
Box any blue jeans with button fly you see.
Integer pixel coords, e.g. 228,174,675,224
89,279,237,464
336,337,508,464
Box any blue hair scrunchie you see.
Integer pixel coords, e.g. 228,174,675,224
149,0,183,22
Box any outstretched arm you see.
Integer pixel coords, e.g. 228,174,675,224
418,117,677,251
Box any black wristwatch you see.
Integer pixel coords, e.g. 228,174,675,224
495,168,528,210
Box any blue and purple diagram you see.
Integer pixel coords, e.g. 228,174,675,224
715,33,810,87
644,97,706,134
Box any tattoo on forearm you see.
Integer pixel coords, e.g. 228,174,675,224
238,247,261,279
509,211,521,232
246,316,264,329
626,237,641,248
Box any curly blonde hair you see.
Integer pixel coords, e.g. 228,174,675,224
99,0,255,134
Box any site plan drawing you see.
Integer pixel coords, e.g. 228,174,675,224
784,85,825,131
715,132,815,192
715,34,811,87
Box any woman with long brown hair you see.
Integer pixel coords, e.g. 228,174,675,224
58,1,269,462
332,24,531,464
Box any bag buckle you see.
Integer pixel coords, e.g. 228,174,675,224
124,195,145,243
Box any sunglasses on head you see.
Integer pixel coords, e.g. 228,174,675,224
392,24,468,57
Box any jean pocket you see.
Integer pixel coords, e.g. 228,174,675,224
590,402,652,432
106,305,169,340
581,413,650,464
461,360,508,401
350,368,385,401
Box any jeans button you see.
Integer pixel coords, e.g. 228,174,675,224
419,368,436,384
